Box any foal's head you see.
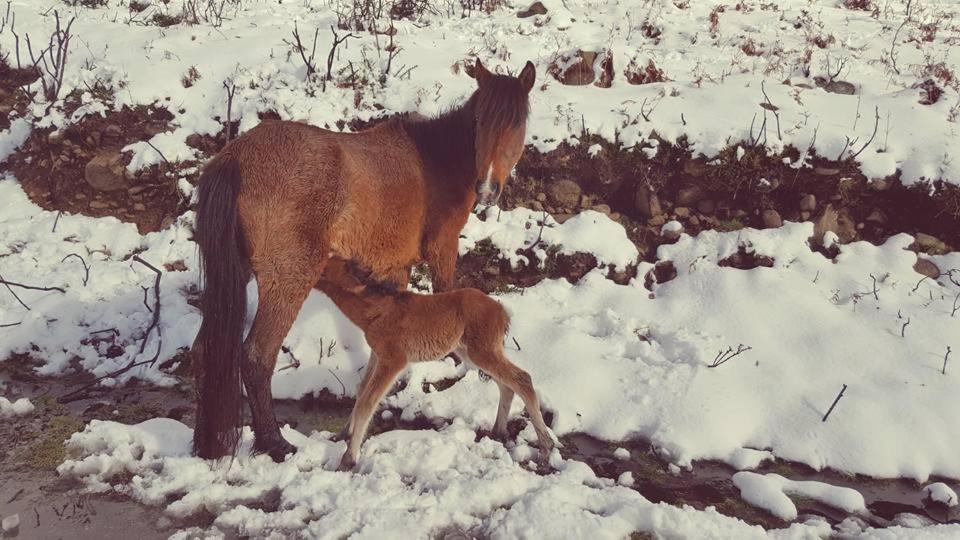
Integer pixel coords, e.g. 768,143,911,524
470,59,535,206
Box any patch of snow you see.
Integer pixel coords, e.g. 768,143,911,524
0,118,31,164
617,471,634,486
732,472,866,521
0,396,35,417
613,447,630,460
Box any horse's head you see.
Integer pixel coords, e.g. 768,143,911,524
471,59,535,207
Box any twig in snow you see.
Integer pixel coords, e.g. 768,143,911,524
324,25,356,92
52,210,62,233
328,368,347,396
912,275,930,293
901,317,911,338
89,328,119,335
512,336,521,351
60,253,90,286
133,255,162,357
889,0,913,75
944,347,952,375
866,273,879,301
0,321,22,328
223,78,237,143
285,21,319,77
849,106,880,160
952,291,959,318
822,384,847,422
278,345,301,371
708,344,752,368
813,270,820,283
144,140,171,166
759,81,782,140
0,273,66,311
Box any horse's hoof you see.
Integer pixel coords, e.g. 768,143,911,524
257,438,297,463
491,429,510,443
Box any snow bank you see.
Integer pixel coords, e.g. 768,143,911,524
732,472,866,521
0,396,35,417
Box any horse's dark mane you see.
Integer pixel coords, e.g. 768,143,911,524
401,73,530,190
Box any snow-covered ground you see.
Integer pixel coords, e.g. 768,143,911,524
3,0,960,538
1,0,959,183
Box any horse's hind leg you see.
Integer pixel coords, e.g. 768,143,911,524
243,263,321,462
493,381,515,440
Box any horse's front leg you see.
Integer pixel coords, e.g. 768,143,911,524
426,235,459,293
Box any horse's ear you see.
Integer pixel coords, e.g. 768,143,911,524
474,59,492,87
518,61,536,93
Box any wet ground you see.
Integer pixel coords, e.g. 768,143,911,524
1,363,958,539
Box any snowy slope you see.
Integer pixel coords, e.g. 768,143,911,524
0,0,958,184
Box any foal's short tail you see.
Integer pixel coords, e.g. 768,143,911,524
193,154,246,459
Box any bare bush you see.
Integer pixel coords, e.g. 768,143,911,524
13,10,75,105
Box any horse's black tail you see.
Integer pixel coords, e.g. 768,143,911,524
193,154,246,459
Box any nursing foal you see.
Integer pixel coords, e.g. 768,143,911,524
316,257,555,471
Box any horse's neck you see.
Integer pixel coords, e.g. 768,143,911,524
402,106,478,205
320,283,398,329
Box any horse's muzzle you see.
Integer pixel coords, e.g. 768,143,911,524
476,180,501,206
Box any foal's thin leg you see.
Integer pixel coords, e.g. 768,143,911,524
337,351,378,440
493,381,515,440
470,350,554,465
338,355,404,471
243,271,318,462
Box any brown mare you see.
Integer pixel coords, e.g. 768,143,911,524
192,60,536,461
316,256,555,470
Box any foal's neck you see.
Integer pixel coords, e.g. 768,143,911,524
402,100,478,199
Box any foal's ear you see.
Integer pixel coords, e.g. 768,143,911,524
518,61,536,93
474,58,492,87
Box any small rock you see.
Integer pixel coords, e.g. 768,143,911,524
911,233,947,254
688,215,700,227
549,50,599,86
761,209,783,228
75,193,87,200
47,131,64,144
85,150,129,192
185,133,204,148
2,513,19,534
661,220,683,243
674,206,691,218
868,177,894,191
865,209,887,224
800,210,811,221
913,258,940,279
676,185,705,206
133,202,146,212
814,167,840,176
591,203,611,216
648,215,666,227
547,179,582,208
89,200,110,209
516,1,547,18
535,192,547,202
821,80,856,95
553,213,575,224
813,204,856,245
160,215,176,230
530,200,544,211
696,199,716,215
609,212,621,221
799,193,816,212
580,194,591,208
484,266,501,276
635,187,662,219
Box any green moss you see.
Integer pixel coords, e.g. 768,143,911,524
717,218,745,232
26,415,86,470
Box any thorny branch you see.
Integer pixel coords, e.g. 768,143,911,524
708,344,752,368
58,255,163,403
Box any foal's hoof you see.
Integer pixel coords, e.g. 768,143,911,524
336,454,356,472
256,438,297,463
